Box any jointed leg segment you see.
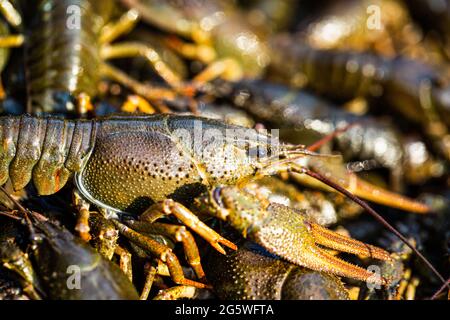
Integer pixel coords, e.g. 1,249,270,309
112,219,209,289
125,220,206,282
140,199,237,254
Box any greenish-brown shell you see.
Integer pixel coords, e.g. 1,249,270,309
205,241,349,300
76,114,273,213
26,0,114,114
33,217,139,300
0,115,94,194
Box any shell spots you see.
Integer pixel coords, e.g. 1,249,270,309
80,130,203,211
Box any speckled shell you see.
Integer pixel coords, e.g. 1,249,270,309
76,115,271,213
205,241,349,300
248,202,323,268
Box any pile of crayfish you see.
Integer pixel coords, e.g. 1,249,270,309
0,0,448,300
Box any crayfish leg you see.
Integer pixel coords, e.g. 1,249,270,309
0,34,24,47
153,285,198,300
0,77,5,100
0,0,21,27
73,190,92,242
99,9,139,45
165,35,216,63
307,122,429,213
140,263,157,300
121,95,156,114
0,31,24,101
192,57,243,86
350,177,430,214
126,220,207,282
100,42,184,91
76,93,94,116
88,211,119,259
287,159,430,214
140,199,237,254
112,219,209,289
114,246,133,282
100,63,174,113
99,9,189,98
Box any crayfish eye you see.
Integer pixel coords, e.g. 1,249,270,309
247,146,269,160
212,187,225,208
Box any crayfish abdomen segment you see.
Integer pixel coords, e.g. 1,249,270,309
0,116,20,185
0,115,95,195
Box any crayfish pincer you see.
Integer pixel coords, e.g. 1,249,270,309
193,186,391,286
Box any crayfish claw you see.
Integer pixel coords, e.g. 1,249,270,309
351,178,431,214
310,222,391,261
301,246,387,286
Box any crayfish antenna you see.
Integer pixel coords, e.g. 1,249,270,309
431,277,450,300
302,168,449,290
0,185,37,236
301,122,430,214
267,147,343,170
307,122,361,152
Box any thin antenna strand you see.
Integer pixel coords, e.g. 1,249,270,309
431,277,450,300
